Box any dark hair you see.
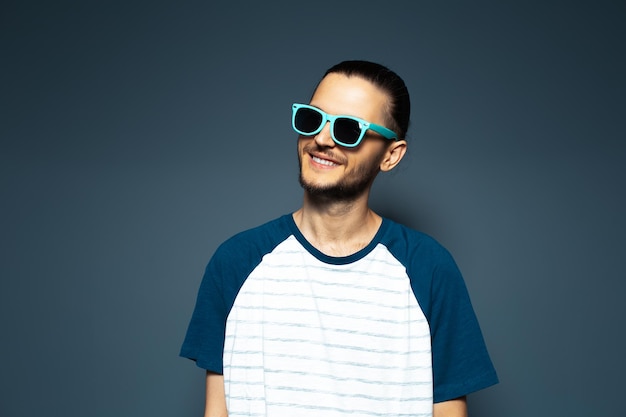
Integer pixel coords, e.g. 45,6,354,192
323,60,411,140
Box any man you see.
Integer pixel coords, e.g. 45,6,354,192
181,60,498,417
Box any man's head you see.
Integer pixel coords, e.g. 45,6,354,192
323,60,411,141
295,60,410,203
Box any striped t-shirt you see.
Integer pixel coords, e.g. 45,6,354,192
181,214,498,417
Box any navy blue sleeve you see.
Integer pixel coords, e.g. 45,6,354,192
180,216,292,373
384,221,498,402
179,239,244,373
426,246,498,402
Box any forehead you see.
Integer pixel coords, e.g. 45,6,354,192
309,73,389,122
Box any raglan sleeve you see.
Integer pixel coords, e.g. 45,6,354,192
179,243,236,374
427,247,499,402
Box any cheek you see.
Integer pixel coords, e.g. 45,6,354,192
352,144,387,167
297,136,311,151
297,138,306,157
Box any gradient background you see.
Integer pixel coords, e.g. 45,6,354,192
2,1,624,416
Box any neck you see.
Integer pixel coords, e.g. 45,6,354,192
293,191,382,257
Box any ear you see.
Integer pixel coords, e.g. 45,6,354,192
379,140,407,172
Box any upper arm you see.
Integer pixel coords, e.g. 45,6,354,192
433,396,467,417
205,371,227,417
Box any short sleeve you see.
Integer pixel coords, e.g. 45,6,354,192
385,224,499,403
425,247,498,402
179,245,232,373
179,215,293,373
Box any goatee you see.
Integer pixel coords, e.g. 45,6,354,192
298,156,381,203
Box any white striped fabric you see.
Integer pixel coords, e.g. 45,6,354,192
223,235,433,417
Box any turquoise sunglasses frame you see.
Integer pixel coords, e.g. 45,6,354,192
292,103,398,148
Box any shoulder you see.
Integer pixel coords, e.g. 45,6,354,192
199,214,295,295
379,218,463,313
211,214,294,264
380,218,455,267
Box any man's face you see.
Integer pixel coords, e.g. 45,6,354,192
297,73,392,202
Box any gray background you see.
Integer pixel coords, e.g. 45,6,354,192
2,1,624,416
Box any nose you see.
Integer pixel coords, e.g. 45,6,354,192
313,121,336,148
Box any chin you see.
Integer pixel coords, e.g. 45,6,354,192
298,173,372,202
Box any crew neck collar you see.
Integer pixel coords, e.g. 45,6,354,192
284,213,388,265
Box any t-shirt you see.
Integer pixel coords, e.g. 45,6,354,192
181,214,498,417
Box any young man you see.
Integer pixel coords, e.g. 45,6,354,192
181,61,498,417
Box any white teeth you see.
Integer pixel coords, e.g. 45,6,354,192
312,156,338,166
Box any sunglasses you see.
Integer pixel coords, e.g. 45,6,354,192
292,103,398,148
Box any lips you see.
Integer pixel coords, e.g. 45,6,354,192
311,155,339,167
301,142,343,168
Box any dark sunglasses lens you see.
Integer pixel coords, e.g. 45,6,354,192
333,118,361,145
295,108,323,134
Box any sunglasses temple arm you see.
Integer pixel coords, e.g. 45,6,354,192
369,123,398,140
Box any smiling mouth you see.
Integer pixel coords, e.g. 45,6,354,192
311,155,339,167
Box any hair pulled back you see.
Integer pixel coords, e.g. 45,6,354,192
323,60,411,140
